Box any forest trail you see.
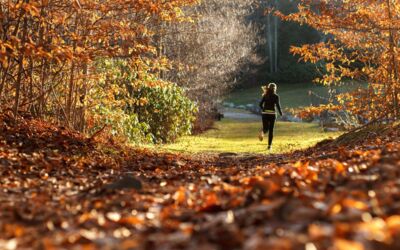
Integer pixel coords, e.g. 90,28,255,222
222,108,260,120
161,108,341,154
1,114,400,250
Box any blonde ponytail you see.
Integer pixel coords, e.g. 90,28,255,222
262,83,277,96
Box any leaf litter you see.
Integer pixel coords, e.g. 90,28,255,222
0,113,399,249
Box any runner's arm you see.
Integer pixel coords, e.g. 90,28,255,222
259,96,265,110
276,96,283,116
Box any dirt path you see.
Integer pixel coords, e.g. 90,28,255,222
222,107,260,120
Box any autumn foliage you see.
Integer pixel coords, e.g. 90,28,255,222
2,1,400,249
279,0,400,121
0,0,198,131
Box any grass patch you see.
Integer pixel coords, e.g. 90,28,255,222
153,118,342,154
226,82,362,108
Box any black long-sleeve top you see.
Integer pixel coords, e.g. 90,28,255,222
259,93,283,116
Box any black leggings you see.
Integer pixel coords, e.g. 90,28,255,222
262,114,276,146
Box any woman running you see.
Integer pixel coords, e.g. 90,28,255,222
259,83,283,151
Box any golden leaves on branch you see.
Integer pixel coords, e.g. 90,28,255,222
0,0,199,126
281,0,400,120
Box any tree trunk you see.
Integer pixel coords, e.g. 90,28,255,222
66,15,78,125
267,10,273,73
13,2,29,119
0,1,23,104
0,59,11,105
386,0,399,119
66,62,75,124
273,0,279,73
39,59,47,117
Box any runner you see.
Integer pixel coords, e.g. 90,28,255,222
259,83,283,151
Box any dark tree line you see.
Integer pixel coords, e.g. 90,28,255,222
240,0,323,86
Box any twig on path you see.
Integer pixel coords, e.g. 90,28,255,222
89,124,109,141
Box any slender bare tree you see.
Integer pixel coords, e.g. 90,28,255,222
161,0,261,129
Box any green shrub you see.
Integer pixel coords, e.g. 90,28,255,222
89,59,197,144
89,105,151,142
129,79,197,143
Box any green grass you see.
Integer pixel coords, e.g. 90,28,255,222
153,118,342,154
226,82,362,108
144,83,353,154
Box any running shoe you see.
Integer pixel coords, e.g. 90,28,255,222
258,131,264,141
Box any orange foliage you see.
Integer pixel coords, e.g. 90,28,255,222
0,0,198,128
278,0,400,121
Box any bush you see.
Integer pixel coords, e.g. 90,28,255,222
89,105,151,143
87,59,197,144
130,79,197,143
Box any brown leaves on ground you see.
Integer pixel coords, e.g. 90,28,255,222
0,114,400,250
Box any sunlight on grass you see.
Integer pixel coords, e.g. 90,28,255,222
154,118,342,154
